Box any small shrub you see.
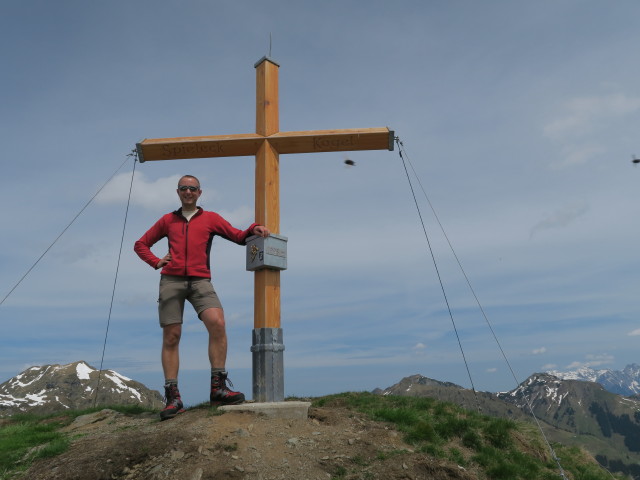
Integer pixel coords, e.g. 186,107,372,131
375,449,407,461
462,430,482,450
372,407,419,426
421,443,446,458
448,447,466,466
483,417,515,448
435,415,471,440
508,450,542,479
222,442,238,452
486,460,520,480
32,436,70,460
351,454,369,466
405,419,438,444
331,465,347,479
472,445,499,468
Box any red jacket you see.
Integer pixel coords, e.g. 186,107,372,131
134,207,257,279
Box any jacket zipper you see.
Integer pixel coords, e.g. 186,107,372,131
184,220,189,276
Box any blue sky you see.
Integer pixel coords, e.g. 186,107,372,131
1,1,639,405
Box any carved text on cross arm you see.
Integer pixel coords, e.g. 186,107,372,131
162,142,224,158
313,135,357,151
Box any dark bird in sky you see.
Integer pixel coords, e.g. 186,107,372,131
344,159,355,166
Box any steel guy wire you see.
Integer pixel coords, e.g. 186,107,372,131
395,137,481,414
394,137,568,479
0,153,134,307
93,150,138,407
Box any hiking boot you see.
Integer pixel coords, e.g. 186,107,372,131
210,371,245,406
160,384,185,421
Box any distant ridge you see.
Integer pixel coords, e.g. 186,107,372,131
374,373,531,420
547,363,640,396
0,361,163,416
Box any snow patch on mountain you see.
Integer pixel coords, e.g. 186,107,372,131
0,361,163,416
547,363,640,396
76,362,93,380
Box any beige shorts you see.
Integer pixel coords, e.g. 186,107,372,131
158,275,223,327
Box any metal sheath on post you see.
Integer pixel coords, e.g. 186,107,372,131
251,327,285,402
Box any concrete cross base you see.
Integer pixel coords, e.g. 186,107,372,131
219,401,311,420
251,327,285,403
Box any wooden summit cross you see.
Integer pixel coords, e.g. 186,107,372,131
136,57,393,403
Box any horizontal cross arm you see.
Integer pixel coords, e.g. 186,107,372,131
267,127,394,154
136,127,395,162
136,133,266,162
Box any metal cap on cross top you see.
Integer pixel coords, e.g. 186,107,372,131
136,57,393,403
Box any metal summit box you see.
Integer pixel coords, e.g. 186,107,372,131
246,234,288,271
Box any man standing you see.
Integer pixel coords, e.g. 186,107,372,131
134,174,269,420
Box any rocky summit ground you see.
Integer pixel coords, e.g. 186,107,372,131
24,403,478,480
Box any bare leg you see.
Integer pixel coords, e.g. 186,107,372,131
162,323,182,379
200,307,227,369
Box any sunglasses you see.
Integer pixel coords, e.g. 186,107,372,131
178,185,200,192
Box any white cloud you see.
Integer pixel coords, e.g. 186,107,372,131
95,172,254,224
541,364,557,370
95,172,182,210
531,347,546,355
585,353,614,365
544,93,640,138
218,205,254,227
553,144,605,169
411,343,427,356
565,353,614,370
544,93,640,169
627,329,640,336
486,368,497,373
565,361,584,369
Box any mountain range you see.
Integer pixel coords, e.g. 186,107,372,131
376,372,640,479
0,361,163,416
547,363,640,396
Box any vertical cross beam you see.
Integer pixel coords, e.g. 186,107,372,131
252,58,284,402
254,58,281,330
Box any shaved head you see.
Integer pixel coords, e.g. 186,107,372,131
178,175,200,188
